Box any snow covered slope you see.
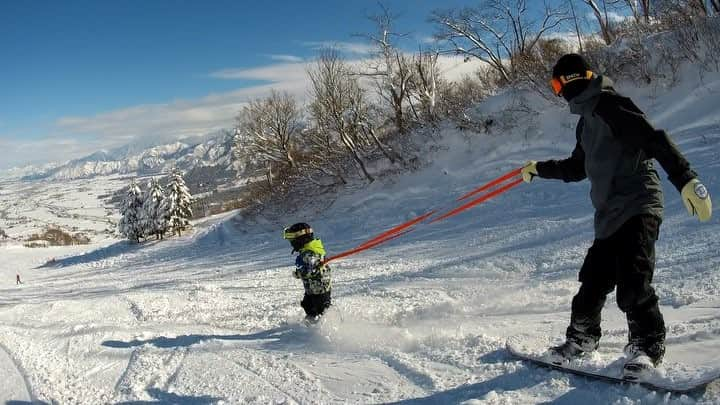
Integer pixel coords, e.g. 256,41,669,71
0,69,718,403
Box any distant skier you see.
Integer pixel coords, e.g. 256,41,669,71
283,223,332,323
521,54,712,378
16,273,22,285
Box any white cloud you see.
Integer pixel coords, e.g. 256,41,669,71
2,51,490,170
0,62,317,170
585,11,631,24
61,62,315,140
301,40,376,56
418,35,438,45
435,55,488,81
266,54,304,63
0,136,108,169
606,11,631,23
209,61,310,82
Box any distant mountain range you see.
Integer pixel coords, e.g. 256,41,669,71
17,132,237,181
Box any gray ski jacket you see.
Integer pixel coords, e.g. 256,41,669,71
536,75,697,239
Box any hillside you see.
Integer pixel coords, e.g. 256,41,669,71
0,66,718,403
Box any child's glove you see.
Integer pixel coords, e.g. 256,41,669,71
681,179,712,221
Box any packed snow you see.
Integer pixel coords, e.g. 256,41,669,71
1,68,719,404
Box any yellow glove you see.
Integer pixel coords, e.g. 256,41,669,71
681,179,712,221
521,161,538,183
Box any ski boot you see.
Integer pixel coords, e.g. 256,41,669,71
623,342,664,381
545,341,589,365
303,315,321,327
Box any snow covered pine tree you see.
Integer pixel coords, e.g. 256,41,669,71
140,178,168,240
164,170,193,236
118,180,145,243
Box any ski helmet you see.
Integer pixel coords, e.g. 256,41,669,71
283,222,314,252
550,53,593,100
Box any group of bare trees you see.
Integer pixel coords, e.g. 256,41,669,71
233,51,389,189
232,8,470,193
231,0,720,204
432,0,720,93
234,91,301,187
433,0,569,86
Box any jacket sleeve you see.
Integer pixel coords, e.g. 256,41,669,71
594,93,697,192
536,118,587,182
297,251,323,275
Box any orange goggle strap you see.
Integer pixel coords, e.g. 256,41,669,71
283,227,313,240
550,70,593,96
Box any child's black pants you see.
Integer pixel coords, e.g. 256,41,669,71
302,291,332,317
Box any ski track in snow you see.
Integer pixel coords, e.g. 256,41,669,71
1,71,720,404
0,341,33,402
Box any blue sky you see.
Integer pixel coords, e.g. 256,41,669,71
0,0,560,169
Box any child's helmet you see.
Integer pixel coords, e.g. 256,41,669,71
283,222,314,252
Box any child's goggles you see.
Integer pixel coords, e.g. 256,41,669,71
283,227,313,240
549,70,593,96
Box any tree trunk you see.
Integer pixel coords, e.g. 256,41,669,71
266,165,273,187
364,125,399,164
712,0,720,13
286,150,296,168
340,132,374,182
641,0,651,22
391,92,405,134
688,0,708,15
570,0,584,52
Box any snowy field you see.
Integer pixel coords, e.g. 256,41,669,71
0,175,126,242
1,69,719,404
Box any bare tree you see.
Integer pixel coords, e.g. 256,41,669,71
609,0,650,24
234,91,301,186
299,127,349,185
437,73,491,127
694,0,709,14
432,0,569,83
410,50,443,124
361,3,415,135
579,0,617,44
569,0,584,52
636,0,652,22
656,0,715,20
308,49,374,182
712,0,720,14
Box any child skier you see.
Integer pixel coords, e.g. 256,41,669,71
521,54,712,378
283,223,332,323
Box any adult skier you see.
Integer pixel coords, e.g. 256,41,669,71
283,223,332,323
521,54,712,377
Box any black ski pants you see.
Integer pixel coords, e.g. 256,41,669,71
567,215,666,353
301,291,332,318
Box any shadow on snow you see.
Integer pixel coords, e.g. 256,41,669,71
115,388,221,405
101,324,315,352
35,240,144,269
